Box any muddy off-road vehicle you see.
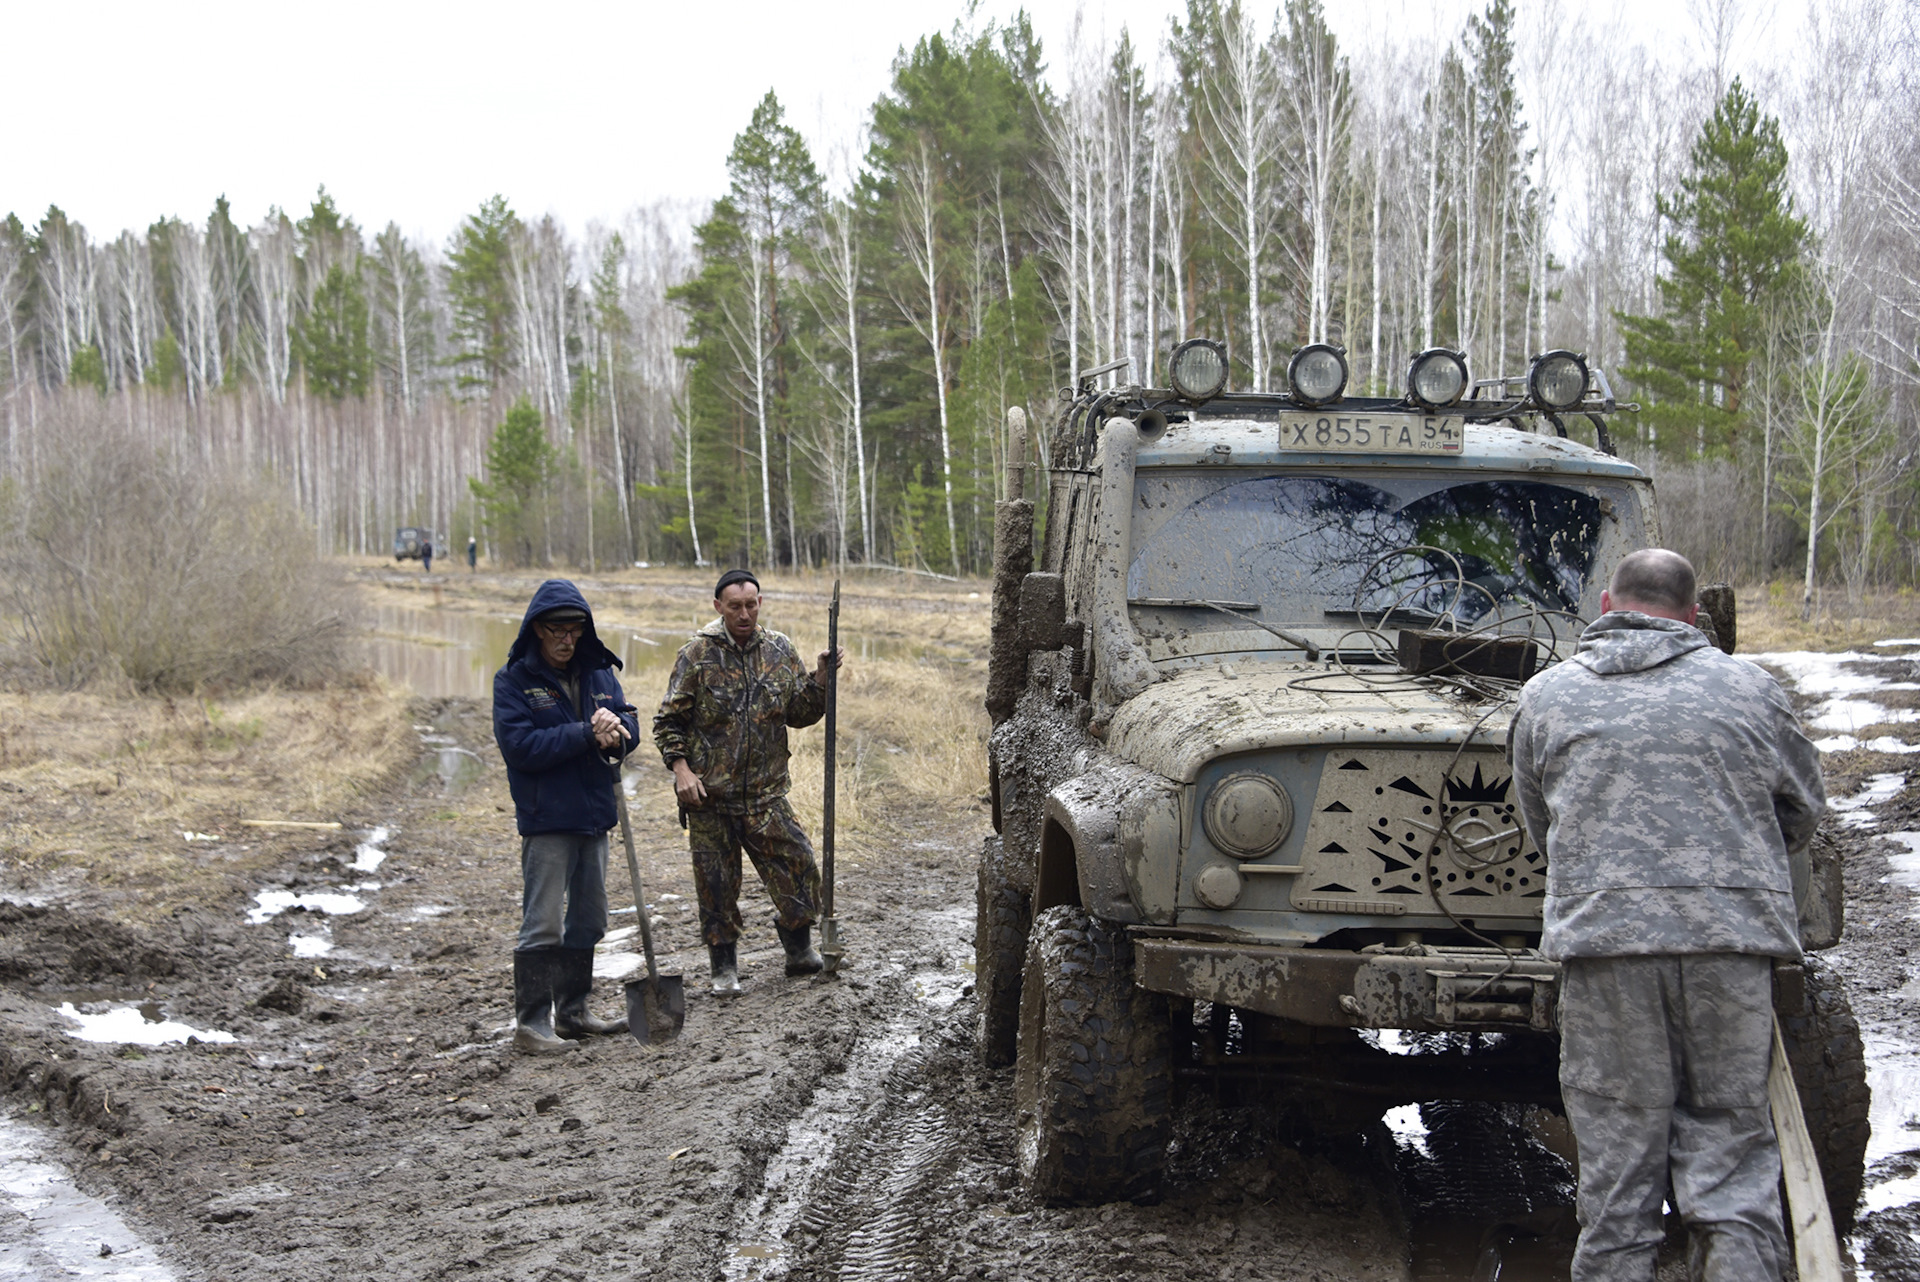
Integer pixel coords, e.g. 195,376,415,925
979,339,1869,1217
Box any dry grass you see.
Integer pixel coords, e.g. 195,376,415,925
353,561,995,855
0,674,417,925
782,657,993,854
1736,582,1920,654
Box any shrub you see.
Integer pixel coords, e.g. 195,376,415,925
0,418,358,691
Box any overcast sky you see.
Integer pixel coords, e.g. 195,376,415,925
7,0,1764,246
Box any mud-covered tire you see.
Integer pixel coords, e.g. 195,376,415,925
1778,957,1871,1232
975,835,1029,1068
1013,905,1170,1204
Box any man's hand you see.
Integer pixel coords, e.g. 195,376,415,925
591,707,630,751
812,646,847,688
671,759,707,807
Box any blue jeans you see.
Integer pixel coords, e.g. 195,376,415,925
518,833,610,952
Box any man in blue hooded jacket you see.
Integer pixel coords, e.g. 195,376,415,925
493,580,642,1054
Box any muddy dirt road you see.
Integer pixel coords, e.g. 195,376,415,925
0,692,1410,1281
7,606,1920,1279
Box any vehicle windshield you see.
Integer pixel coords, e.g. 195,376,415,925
1127,472,1627,640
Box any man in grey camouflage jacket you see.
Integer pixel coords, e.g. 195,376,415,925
1510,548,1826,1282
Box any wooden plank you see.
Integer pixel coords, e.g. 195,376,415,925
1771,1017,1844,1281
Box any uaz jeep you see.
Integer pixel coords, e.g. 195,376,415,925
979,340,1865,1215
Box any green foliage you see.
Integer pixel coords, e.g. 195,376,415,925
149,329,184,391
292,264,372,399
446,195,522,391
1617,79,1807,459
667,92,824,567
68,344,107,394
469,397,557,565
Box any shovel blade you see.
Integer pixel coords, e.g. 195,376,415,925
625,973,686,1044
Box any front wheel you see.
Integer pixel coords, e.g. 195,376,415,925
1013,905,1170,1204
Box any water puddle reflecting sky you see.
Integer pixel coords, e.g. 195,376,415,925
0,1112,177,1279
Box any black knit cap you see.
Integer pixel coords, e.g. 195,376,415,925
714,568,760,598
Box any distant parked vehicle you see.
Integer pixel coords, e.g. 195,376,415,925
393,527,434,561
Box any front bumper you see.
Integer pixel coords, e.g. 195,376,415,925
1132,937,1560,1032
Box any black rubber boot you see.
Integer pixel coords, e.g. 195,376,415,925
709,942,742,996
778,925,824,977
553,947,628,1038
513,949,579,1055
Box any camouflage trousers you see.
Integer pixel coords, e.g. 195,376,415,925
1559,953,1786,1282
686,800,821,947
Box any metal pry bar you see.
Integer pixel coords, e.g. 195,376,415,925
818,578,845,976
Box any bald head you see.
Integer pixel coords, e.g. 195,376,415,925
1604,549,1698,621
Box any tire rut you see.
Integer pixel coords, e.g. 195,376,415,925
811,1057,962,1281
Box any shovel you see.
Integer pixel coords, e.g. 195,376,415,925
609,758,685,1044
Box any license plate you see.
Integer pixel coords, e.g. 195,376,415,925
1277,412,1463,453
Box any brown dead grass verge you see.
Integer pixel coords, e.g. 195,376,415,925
0,674,417,926
1738,583,1920,654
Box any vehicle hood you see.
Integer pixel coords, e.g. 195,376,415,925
1104,663,1509,782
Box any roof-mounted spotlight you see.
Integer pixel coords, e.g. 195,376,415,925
1168,338,1229,403
1407,348,1469,412
1529,350,1590,411
1286,343,1348,408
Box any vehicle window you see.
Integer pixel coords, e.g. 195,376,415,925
1128,473,1617,632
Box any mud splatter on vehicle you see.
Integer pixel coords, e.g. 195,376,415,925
980,339,1869,1222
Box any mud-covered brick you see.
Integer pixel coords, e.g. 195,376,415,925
988,502,1038,724
1396,629,1539,680
1697,582,1737,654
1017,573,1068,654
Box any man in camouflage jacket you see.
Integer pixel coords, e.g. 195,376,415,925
1510,548,1826,1282
654,569,845,993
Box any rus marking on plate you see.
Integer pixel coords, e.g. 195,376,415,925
1277,413,1463,454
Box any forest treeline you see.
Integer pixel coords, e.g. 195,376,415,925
2,0,1916,603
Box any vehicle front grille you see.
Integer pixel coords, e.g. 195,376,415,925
1289,748,1544,921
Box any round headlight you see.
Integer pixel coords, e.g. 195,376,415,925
1529,350,1589,410
1168,338,1229,403
1203,772,1293,859
1408,348,1468,411
1287,344,1348,407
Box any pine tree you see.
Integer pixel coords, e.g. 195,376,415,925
446,195,522,391
1616,79,1807,459
469,397,557,565
668,92,822,567
293,264,372,399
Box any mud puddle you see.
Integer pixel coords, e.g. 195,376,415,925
1758,645,1920,1279
0,1111,174,1280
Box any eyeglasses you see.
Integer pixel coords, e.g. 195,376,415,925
538,622,586,640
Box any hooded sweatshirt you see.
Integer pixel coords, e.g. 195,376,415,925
1509,611,1825,960
492,579,640,837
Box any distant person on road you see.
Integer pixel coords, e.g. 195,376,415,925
1510,548,1826,1281
421,538,433,574
493,580,641,1055
467,535,477,573
652,568,845,995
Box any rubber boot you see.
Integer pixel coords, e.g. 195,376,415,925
553,947,628,1038
512,949,579,1055
709,942,742,997
778,925,824,977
